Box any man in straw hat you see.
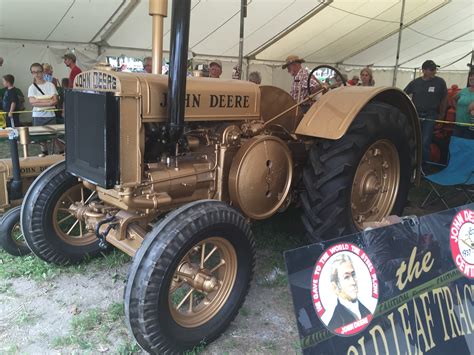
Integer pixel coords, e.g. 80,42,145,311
282,55,319,113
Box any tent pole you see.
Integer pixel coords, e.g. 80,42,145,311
392,0,406,86
238,0,247,79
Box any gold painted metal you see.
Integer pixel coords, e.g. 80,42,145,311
53,184,97,246
259,86,302,134
0,155,63,211
149,0,168,74
169,237,237,328
295,86,421,183
105,221,146,257
73,69,260,187
18,127,30,157
229,136,293,220
351,139,400,229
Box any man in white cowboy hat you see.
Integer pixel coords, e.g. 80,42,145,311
282,55,318,113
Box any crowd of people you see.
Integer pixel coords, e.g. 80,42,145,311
0,53,81,155
1,51,473,161
282,54,473,165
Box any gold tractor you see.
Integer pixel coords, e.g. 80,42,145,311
0,125,63,256
21,0,420,353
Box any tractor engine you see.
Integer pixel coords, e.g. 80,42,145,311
65,70,298,255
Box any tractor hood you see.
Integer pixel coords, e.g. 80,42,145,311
73,70,261,122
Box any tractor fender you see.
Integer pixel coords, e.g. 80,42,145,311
295,86,421,183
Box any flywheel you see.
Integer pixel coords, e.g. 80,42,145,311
229,135,293,219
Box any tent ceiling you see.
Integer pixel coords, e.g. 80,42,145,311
0,0,124,43
0,0,472,70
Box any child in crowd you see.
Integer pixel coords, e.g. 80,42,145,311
2,74,21,127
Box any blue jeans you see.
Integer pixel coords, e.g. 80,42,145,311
420,113,436,163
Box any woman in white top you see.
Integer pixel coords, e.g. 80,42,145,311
28,62,58,155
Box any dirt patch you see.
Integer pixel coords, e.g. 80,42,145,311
0,207,305,355
0,255,299,354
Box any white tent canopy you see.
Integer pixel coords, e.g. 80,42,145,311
0,0,472,94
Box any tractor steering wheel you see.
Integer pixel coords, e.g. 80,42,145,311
307,65,347,94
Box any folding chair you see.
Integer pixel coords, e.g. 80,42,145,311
421,136,474,209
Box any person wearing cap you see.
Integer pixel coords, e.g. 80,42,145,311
282,55,319,113
63,52,82,88
404,60,447,164
209,60,222,79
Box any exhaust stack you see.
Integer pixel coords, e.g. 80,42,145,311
149,0,167,74
167,0,191,145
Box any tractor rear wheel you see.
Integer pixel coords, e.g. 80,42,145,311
21,161,101,265
124,200,255,353
0,206,30,256
301,102,415,242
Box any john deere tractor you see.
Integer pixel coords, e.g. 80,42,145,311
21,0,420,352
0,125,63,256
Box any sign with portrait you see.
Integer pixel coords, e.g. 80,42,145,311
285,204,474,354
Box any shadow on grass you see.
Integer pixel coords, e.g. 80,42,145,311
251,207,308,287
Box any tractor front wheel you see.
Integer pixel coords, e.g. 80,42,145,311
124,200,255,353
0,206,30,256
21,161,101,265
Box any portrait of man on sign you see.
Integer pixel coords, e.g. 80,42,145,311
327,254,372,331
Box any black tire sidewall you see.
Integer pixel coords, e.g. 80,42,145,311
21,161,101,264
0,206,30,256
125,201,255,353
157,223,253,348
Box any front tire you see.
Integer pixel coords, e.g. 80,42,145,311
0,206,30,256
21,161,101,265
301,102,415,242
124,200,255,353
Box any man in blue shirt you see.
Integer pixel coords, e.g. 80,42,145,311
404,60,447,165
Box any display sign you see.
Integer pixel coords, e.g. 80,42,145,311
285,204,474,354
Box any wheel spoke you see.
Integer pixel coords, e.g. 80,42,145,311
80,187,84,203
203,246,218,264
58,208,71,213
66,219,80,235
79,220,83,237
200,243,206,269
57,214,74,225
210,259,226,273
188,292,194,313
176,289,194,310
84,191,96,204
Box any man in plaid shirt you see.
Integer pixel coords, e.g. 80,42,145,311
282,55,319,113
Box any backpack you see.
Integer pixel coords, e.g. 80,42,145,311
15,88,25,111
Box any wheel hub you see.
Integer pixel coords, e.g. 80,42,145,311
176,261,220,293
351,140,400,229
168,237,237,328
